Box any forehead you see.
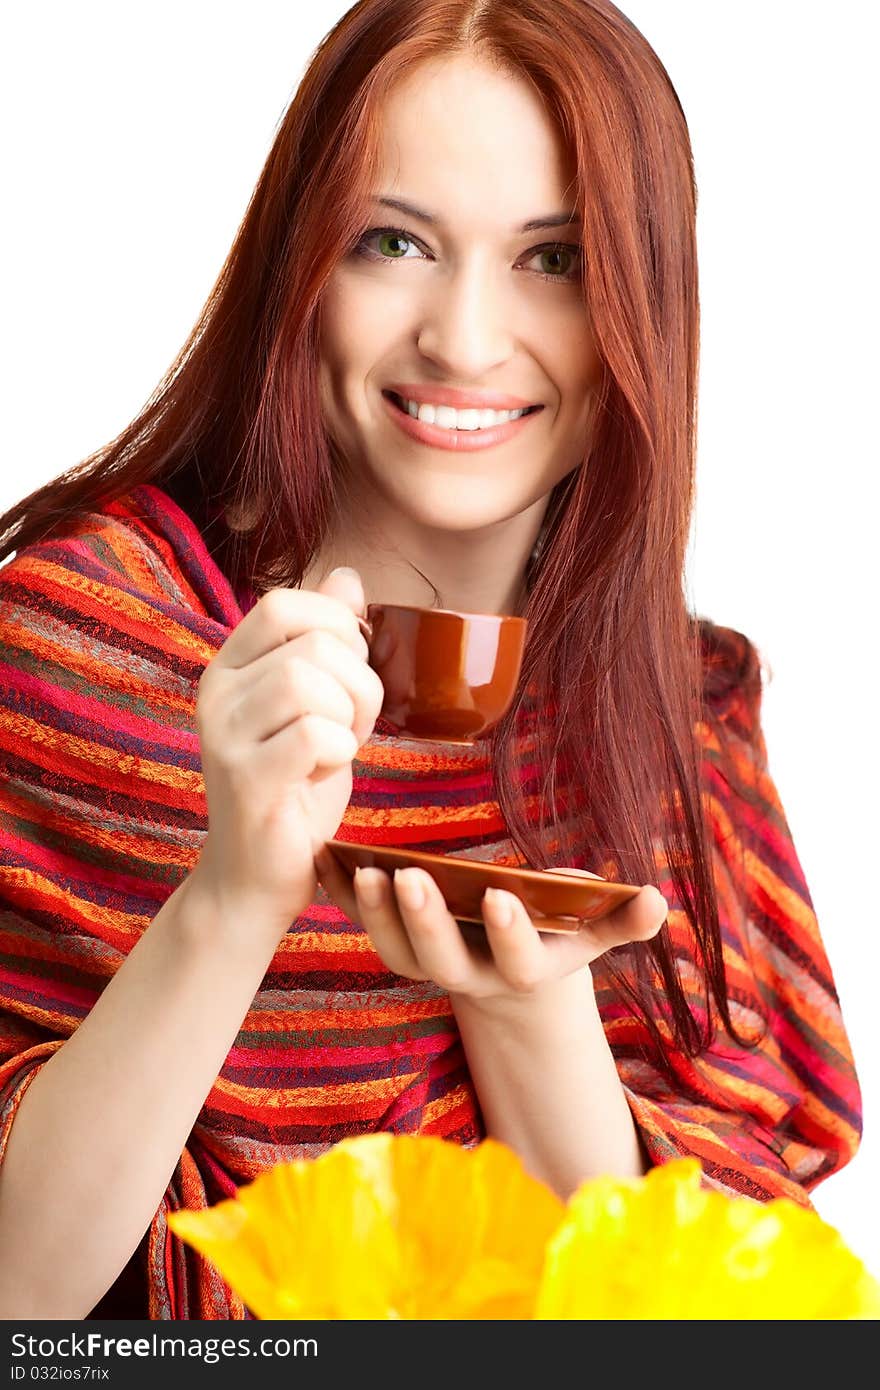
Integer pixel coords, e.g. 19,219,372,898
373,53,576,226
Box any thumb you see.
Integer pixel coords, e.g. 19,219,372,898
316,565,366,619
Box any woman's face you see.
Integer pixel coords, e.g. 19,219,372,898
319,52,601,538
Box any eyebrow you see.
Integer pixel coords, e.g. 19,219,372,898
374,195,581,234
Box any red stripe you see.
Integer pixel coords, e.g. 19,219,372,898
225,1033,447,1068
1,964,96,1011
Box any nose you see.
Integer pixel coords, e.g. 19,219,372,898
416,260,515,379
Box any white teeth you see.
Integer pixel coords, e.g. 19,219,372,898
403,398,530,431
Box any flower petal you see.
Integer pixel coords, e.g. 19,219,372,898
536,1158,880,1320
168,1133,564,1319
386,1135,564,1319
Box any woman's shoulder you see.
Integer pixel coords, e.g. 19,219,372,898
694,616,767,761
0,483,241,632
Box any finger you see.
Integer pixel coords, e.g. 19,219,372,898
351,868,431,979
231,629,384,747
612,884,668,939
392,869,493,993
313,843,361,917
314,567,367,617
482,878,668,975
479,887,569,990
229,656,355,744
215,579,368,672
530,867,607,933
576,884,669,955
247,712,359,782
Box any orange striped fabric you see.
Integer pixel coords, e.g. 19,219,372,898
0,484,861,1317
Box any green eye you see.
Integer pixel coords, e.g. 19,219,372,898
539,247,576,276
377,232,411,258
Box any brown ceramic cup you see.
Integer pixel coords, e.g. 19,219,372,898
358,603,527,743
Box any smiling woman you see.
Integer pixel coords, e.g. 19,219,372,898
0,0,863,1322
308,49,600,614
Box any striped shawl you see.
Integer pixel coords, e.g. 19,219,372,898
0,485,862,1317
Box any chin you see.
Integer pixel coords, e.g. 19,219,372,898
378,470,511,521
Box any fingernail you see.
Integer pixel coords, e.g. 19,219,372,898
354,866,384,907
330,566,361,579
485,887,513,926
394,868,426,910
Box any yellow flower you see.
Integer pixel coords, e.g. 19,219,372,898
167,1134,564,1319
535,1158,880,1320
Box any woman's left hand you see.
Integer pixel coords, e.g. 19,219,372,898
313,848,668,1003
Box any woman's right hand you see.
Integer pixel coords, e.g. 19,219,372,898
189,567,383,946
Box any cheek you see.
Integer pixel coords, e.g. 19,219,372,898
320,270,410,386
552,314,601,412
318,280,375,434
319,281,356,385
521,289,600,404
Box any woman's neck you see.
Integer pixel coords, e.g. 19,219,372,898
298,508,545,617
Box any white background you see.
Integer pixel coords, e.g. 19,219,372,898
2,3,877,1276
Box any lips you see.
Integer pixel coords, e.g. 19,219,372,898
381,390,542,452
385,391,538,429
386,382,538,411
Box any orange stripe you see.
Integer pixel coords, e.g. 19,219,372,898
9,556,217,662
1,616,197,720
0,865,143,949
243,1002,454,1031
104,500,209,608
0,708,204,795
421,1086,473,1130
698,1058,792,1124
340,793,543,833
210,1070,421,1110
0,784,198,870
278,930,382,957
354,742,491,773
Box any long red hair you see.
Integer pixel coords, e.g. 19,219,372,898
0,0,763,1061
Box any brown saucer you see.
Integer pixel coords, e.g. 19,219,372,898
325,840,640,933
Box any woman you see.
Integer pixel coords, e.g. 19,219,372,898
0,0,861,1320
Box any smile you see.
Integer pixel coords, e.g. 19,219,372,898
382,391,543,452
